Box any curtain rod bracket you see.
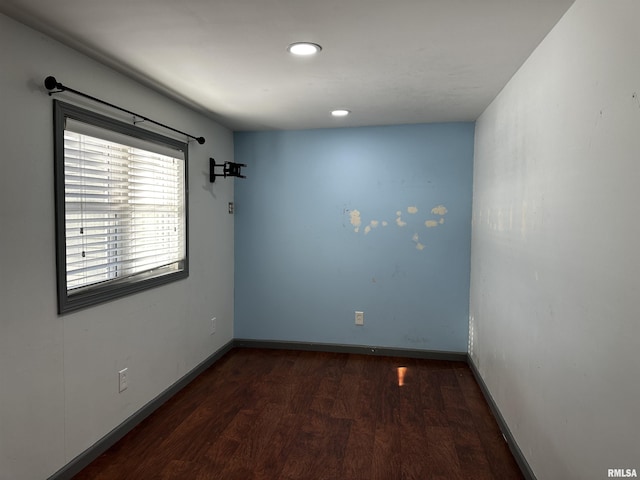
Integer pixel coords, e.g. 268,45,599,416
44,75,206,145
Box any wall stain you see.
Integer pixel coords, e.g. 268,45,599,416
392,264,407,278
431,205,448,216
350,209,362,233
348,203,448,251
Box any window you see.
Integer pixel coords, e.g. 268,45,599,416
54,101,188,313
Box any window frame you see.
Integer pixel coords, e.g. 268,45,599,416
54,100,189,314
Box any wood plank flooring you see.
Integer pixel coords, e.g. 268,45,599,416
72,348,524,480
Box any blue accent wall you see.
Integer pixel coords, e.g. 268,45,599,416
234,123,474,352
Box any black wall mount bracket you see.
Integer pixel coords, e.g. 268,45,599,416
209,158,247,182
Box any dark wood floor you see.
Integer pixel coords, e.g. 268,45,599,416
73,348,524,480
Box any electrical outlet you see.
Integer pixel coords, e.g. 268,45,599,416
355,311,364,326
228,202,234,214
118,368,128,393
210,317,217,335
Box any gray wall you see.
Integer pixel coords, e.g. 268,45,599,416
470,1,640,478
0,14,235,480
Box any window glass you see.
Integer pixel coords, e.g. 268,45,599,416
54,101,189,313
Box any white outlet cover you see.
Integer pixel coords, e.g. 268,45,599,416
355,311,364,326
118,368,128,393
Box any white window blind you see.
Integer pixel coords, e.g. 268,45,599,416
63,120,186,293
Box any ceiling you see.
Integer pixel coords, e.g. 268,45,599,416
1,0,574,131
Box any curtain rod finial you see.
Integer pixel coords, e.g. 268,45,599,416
44,75,60,91
197,137,205,145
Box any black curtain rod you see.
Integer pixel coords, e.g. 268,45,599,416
44,76,205,144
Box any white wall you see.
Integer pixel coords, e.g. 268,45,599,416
0,14,234,480
470,1,640,479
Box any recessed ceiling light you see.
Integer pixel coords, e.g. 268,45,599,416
331,109,351,117
287,42,322,56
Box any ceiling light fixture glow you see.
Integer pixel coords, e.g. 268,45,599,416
287,42,322,56
331,109,351,117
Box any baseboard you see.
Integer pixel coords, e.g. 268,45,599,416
467,356,537,480
48,340,235,480
234,338,468,362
